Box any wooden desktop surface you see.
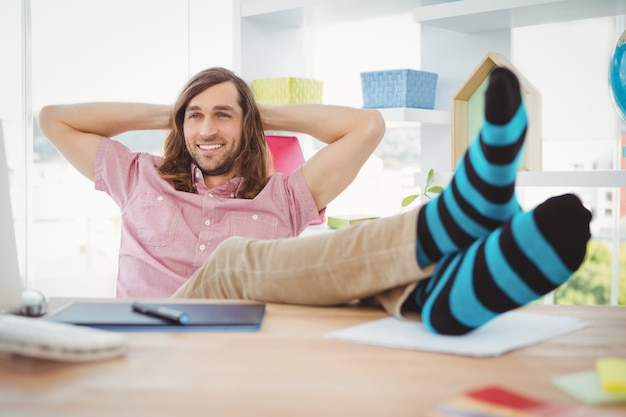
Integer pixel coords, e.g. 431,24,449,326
0,301,625,417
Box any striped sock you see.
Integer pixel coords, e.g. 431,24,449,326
416,67,526,268
416,193,591,335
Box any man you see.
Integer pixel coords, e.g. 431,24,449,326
42,66,592,336
38,67,385,298
172,67,592,335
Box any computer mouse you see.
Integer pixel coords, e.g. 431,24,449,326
11,289,48,317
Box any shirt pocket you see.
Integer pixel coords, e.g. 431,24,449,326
229,212,279,240
137,195,182,246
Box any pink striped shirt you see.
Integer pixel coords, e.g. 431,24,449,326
94,137,321,297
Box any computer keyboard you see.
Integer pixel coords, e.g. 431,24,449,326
0,314,127,362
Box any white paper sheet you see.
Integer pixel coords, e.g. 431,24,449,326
325,312,588,357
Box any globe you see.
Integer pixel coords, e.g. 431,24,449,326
610,29,626,121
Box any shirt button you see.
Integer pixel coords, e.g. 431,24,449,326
252,215,258,220
199,244,206,251
195,172,201,178
208,193,214,198
204,219,211,226
157,196,163,201
230,193,235,198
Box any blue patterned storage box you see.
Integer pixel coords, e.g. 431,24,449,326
360,69,438,109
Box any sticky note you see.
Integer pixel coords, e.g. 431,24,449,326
466,385,546,410
597,357,626,393
553,371,626,405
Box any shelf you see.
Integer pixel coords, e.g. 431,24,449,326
241,0,427,26
413,0,626,34
378,108,450,126
415,170,626,189
240,0,325,17
516,171,626,188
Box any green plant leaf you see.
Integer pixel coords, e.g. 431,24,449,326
426,168,435,184
401,194,419,207
401,168,443,207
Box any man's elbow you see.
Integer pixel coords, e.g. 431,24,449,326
365,109,386,147
37,105,58,138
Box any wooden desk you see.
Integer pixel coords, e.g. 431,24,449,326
1,302,625,417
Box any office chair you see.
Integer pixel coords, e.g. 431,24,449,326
265,135,306,175
266,135,324,225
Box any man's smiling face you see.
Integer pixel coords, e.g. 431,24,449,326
183,81,244,184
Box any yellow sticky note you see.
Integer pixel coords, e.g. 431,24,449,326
597,357,626,393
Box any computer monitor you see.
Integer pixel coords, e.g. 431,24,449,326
0,120,25,310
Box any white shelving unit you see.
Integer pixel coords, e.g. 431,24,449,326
239,0,626,183
377,108,450,126
415,170,626,190
239,0,626,305
241,0,426,24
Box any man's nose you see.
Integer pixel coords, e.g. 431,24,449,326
200,119,217,138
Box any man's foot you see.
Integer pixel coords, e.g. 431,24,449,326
416,194,591,335
416,67,526,268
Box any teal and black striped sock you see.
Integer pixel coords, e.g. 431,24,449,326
416,67,525,268
416,193,591,335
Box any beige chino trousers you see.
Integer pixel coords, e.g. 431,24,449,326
173,207,436,318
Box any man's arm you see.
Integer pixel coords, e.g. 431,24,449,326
38,103,170,181
259,104,385,211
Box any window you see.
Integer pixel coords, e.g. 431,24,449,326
309,14,423,217
19,0,235,297
513,17,624,305
0,0,27,290
310,14,625,305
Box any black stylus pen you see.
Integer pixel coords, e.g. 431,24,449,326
131,302,190,324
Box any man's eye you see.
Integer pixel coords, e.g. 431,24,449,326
217,113,230,118
188,113,201,119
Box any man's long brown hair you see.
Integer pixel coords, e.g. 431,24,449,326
156,67,271,199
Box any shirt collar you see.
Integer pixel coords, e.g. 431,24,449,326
192,164,242,198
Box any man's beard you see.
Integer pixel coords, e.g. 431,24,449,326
196,157,236,176
190,144,240,177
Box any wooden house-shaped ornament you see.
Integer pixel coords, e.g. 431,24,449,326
452,52,542,171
